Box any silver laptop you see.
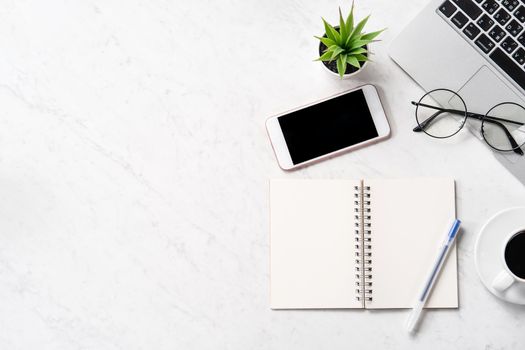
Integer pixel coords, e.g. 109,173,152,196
390,0,525,185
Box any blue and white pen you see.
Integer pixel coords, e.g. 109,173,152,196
405,219,461,333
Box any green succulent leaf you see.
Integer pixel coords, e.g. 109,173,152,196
360,29,385,41
354,54,369,62
349,39,373,50
339,8,348,40
347,47,367,55
345,1,355,36
315,35,336,48
346,55,360,69
340,53,347,67
330,46,345,59
322,18,336,41
323,18,341,44
333,29,342,45
345,31,355,47
351,33,364,41
349,14,370,42
316,50,334,61
337,56,347,78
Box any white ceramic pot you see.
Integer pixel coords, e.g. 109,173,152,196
322,58,369,79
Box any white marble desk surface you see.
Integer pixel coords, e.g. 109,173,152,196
0,0,524,349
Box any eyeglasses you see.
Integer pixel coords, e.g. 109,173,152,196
412,88,525,155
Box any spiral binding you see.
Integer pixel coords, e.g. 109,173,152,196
354,183,373,304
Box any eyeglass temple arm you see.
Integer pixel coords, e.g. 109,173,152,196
413,111,443,132
467,112,524,126
411,101,524,126
412,101,467,132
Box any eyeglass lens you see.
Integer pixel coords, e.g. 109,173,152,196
415,89,467,139
482,102,525,152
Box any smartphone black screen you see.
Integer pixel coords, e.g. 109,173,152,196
278,89,379,165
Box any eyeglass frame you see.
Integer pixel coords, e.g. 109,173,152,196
411,88,525,156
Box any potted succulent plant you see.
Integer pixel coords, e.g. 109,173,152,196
316,3,384,79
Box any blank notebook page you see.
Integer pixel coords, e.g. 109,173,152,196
365,178,458,309
270,179,362,309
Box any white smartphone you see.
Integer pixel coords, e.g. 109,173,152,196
266,84,390,170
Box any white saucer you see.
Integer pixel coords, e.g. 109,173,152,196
475,207,525,305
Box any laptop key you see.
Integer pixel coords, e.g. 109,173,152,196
515,6,525,23
475,33,496,52
501,36,518,53
463,22,482,38
517,33,525,46
512,48,525,65
477,14,495,30
452,0,482,19
502,0,519,12
506,19,524,36
490,48,525,90
502,36,519,53
494,8,512,25
481,0,499,15
451,11,469,28
489,25,507,42
439,1,458,17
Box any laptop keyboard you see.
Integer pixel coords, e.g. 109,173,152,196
438,0,525,90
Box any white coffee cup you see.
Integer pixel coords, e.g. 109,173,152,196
491,229,525,292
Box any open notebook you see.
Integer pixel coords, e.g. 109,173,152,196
270,178,458,309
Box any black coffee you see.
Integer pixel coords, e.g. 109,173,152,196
505,231,525,279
